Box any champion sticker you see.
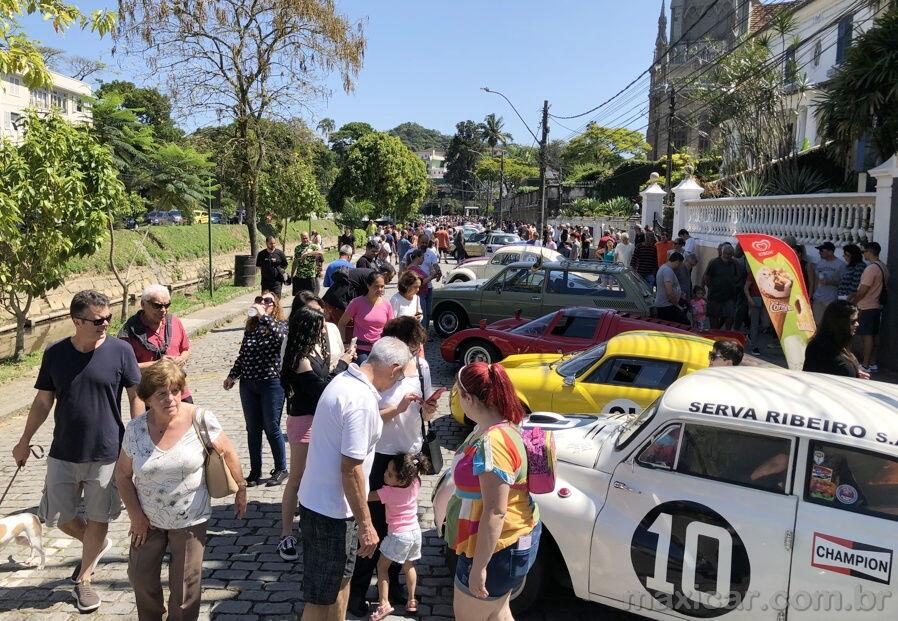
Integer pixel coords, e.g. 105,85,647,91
813,450,825,465
812,533,892,585
811,465,833,481
836,484,859,505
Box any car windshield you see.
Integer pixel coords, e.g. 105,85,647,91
492,234,521,244
555,342,607,378
169,210,182,216
615,398,661,450
510,313,555,336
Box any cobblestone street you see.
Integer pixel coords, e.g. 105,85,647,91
0,297,630,620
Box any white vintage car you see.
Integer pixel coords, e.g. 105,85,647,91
433,367,898,619
442,244,563,283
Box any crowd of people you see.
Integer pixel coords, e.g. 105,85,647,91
8,213,889,619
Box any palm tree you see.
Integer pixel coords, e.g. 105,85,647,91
818,7,898,165
479,113,512,154
316,117,336,139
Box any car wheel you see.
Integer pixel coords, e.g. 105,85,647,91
460,340,501,365
434,305,467,337
449,275,470,283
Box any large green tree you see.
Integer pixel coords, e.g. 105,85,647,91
819,7,898,164
329,132,428,222
329,121,375,162
562,123,650,180
475,155,538,194
479,113,512,153
259,159,325,247
0,112,126,359
96,80,182,142
133,143,215,217
89,93,155,192
1,0,115,89
389,122,451,152
444,120,482,197
116,0,366,256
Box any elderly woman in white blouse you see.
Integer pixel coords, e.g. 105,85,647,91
115,359,246,621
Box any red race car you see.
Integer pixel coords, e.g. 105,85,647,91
440,306,747,365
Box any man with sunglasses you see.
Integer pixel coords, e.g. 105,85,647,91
119,284,193,402
12,290,143,613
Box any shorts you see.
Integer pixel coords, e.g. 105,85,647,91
380,527,422,564
39,457,121,527
455,522,541,600
707,299,736,320
299,504,358,605
858,308,882,336
286,415,313,444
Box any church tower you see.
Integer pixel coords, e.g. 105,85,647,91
646,0,669,159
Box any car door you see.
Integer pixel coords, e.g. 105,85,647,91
788,439,898,620
552,355,678,415
590,422,798,620
479,266,547,323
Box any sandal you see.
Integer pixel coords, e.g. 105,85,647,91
369,603,394,621
406,598,419,614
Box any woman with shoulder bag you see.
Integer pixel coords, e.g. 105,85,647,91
446,362,541,620
348,317,439,615
116,359,246,621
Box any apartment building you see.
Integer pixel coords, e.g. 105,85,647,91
1,71,92,143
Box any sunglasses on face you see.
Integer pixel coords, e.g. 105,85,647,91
708,352,722,361
254,296,275,306
77,314,113,326
149,301,171,310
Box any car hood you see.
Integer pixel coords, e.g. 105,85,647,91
500,352,563,369
527,412,626,469
435,279,486,294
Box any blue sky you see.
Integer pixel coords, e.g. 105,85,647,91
21,0,659,141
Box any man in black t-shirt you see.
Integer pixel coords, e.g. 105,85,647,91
703,242,742,329
12,290,142,613
256,235,288,296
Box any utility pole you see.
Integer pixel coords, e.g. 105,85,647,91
538,99,549,239
665,87,676,215
498,150,505,228
207,177,214,299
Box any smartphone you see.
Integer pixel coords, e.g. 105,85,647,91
350,337,358,350
425,387,447,403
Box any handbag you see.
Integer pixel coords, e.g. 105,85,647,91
416,358,443,475
192,408,239,498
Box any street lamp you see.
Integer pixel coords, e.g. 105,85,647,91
480,87,539,143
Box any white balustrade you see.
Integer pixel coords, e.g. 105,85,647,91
683,193,876,247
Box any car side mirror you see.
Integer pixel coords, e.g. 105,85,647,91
563,375,575,387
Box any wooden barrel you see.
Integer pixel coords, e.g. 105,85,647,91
234,255,257,287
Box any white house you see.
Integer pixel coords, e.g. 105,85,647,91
1,71,92,143
767,0,889,152
417,148,447,180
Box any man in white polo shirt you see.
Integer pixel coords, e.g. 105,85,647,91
298,337,412,620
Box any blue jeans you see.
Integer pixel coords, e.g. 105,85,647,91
239,377,286,475
421,290,432,330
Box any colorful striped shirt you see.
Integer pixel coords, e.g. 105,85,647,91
444,422,539,558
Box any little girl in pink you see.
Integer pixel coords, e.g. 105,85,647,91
690,285,708,330
368,453,430,620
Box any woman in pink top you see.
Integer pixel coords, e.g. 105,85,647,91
368,453,430,620
338,270,394,364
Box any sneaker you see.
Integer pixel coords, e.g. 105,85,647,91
347,597,370,617
73,582,101,612
868,364,879,373
277,535,299,561
266,469,289,486
751,347,762,356
245,471,262,487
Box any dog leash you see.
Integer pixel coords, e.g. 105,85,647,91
0,445,44,508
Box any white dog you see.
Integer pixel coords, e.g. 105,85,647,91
0,513,45,569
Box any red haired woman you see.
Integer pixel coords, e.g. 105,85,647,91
444,362,541,620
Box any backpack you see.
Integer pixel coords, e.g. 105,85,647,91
520,426,557,494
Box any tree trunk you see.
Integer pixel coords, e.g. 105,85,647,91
9,292,33,362
237,117,258,257
107,217,130,322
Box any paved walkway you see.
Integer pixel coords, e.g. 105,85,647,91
0,284,628,620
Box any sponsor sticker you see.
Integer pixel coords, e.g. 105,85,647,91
811,465,833,481
809,478,836,501
836,484,859,505
813,450,825,465
812,532,893,585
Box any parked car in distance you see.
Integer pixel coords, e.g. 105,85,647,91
443,245,563,284
434,369,898,618
464,230,522,257
210,211,223,224
448,331,718,424
145,210,164,226
168,210,184,225
192,209,209,224
431,259,653,337
440,306,748,365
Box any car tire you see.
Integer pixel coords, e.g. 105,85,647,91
442,540,545,615
434,305,467,337
460,340,501,365
449,275,470,283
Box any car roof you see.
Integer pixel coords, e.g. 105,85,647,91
495,245,559,256
505,259,631,273
607,330,714,358
661,367,898,455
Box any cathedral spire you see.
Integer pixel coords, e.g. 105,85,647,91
654,0,669,62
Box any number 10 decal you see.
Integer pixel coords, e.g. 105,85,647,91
631,501,751,618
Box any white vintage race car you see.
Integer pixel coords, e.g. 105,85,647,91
433,367,898,619
442,245,563,284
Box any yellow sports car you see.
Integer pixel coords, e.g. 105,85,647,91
450,331,715,424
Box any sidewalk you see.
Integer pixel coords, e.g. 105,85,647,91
0,290,262,425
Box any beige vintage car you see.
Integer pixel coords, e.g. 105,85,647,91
442,244,562,283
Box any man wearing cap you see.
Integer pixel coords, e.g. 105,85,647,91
812,242,845,323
